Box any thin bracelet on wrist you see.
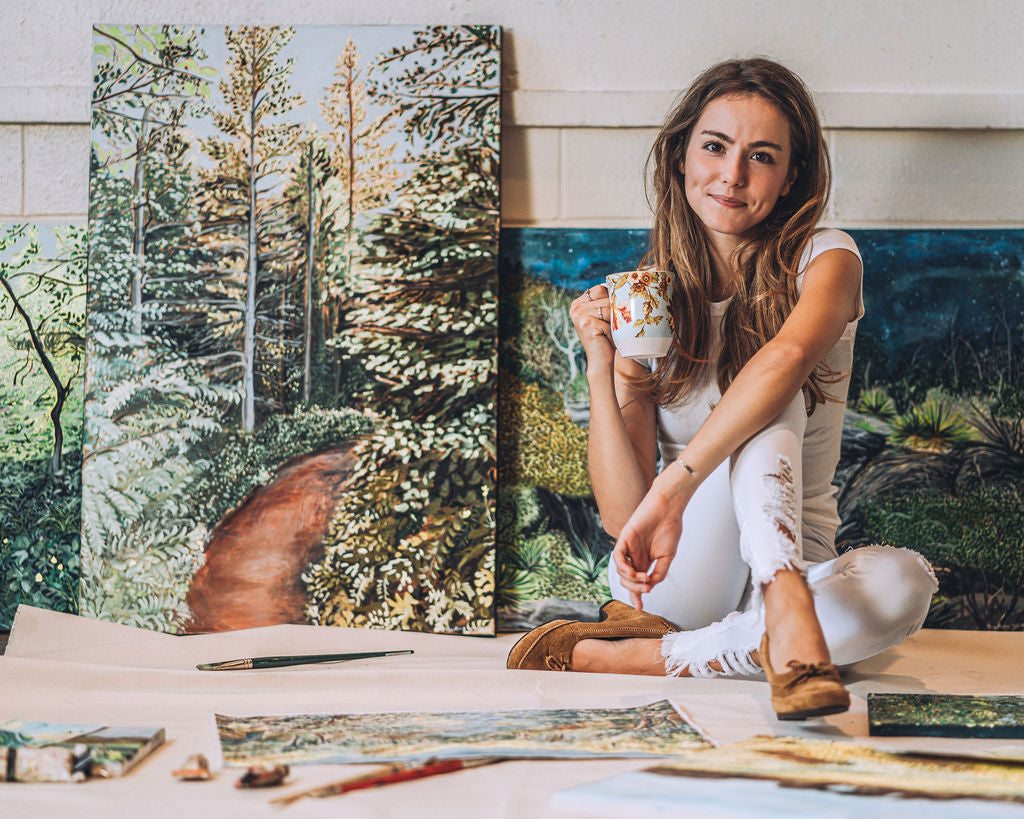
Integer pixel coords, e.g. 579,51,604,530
674,458,696,476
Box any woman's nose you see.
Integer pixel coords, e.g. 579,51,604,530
721,156,746,187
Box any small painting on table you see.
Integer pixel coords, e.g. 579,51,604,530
216,699,710,765
868,693,1024,738
644,735,1024,802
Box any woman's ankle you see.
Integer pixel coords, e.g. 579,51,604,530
762,569,831,667
571,638,668,675
764,568,818,626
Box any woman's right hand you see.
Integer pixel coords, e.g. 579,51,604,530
612,480,684,609
569,285,616,373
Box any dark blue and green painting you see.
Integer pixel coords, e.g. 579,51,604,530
497,228,1024,630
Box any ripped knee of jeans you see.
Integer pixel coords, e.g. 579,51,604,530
763,455,798,547
744,454,805,590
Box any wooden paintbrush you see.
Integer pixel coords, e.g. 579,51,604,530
270,757,502,806
196,650,413,670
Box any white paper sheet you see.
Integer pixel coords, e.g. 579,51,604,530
3,605,1024,818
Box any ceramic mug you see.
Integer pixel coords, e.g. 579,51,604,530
604,268,675,359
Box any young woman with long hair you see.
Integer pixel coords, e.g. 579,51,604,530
507,58,937,719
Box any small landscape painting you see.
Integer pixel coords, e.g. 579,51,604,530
646,735,1024,802
216,699,710,765
868,693,1024,738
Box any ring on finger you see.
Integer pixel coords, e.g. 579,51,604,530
596,306,603,320
585,288,593,301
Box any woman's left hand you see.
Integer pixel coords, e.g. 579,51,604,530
611,476,689,609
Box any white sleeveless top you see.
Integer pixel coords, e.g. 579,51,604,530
640,228,864,563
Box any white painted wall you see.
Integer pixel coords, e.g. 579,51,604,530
1,0,1022,227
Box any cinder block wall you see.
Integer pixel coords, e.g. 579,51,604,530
1,0,1022,228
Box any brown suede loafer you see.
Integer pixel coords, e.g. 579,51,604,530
759,633,850,721
598,599,679,632
507,614,676,672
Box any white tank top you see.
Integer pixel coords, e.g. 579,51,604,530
640,228,864,563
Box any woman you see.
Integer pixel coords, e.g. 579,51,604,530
507,58,937,720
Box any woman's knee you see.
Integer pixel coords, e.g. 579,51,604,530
812,545,939,665
836,545,938,631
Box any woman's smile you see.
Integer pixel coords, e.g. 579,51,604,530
711,194,746,208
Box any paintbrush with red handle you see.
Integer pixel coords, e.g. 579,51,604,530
270,757,502,806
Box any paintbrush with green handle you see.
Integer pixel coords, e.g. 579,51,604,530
196,650,413,671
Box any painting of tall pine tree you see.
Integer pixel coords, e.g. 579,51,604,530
82,25,500,634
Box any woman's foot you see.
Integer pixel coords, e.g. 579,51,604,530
760,568,849,720
760,632,850,720
506,609,676,672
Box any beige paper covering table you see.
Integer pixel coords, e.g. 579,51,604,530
2,605,1023,818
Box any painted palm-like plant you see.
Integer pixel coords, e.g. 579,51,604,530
889,399,976,453
857,387,897,421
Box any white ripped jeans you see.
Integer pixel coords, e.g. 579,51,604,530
607,393,939,677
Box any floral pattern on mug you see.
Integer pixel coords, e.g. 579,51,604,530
607,269,673,338
612,302,631,331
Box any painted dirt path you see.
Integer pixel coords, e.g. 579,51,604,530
185,446,355,632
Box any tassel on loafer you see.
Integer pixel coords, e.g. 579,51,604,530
507,611,676,672
759,633,850,721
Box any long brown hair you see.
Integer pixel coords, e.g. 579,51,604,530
638,58,834,411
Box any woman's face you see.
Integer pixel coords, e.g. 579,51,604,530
680,93,798,245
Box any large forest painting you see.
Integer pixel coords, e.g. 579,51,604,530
82,24,500,635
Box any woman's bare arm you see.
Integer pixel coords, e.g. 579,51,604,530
587,352,658,537
567,285,658,537
666,248,861,488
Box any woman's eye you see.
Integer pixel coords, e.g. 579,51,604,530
703,141,724,153
751,151,775,164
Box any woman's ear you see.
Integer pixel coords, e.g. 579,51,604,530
678,160,685,176
781,165,798,197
